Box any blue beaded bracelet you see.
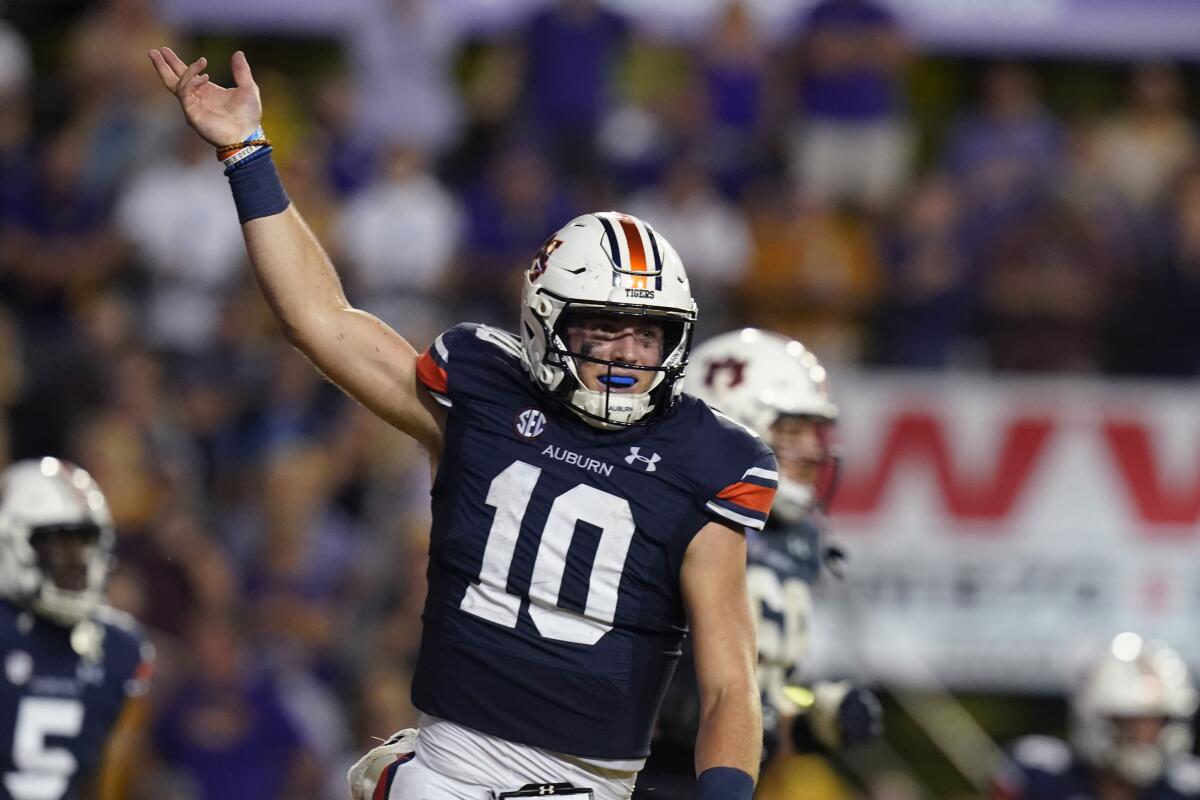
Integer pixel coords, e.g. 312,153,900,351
697,767,754,800
227,152,290,224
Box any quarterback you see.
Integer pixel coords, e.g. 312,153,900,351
149,48,773,800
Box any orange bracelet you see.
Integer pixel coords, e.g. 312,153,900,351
216,137,271,161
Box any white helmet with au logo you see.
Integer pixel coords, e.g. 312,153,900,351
0,458,114,626
520,211,698,428
686,329,839,520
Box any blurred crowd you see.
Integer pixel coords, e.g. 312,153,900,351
1,0,1199,797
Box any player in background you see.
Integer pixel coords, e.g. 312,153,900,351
634,329,882,799
149,48,770,800
992,633,1200,800
0,458,154,800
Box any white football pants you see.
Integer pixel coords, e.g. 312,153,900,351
386,715,638,800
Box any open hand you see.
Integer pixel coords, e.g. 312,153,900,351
148,47,262,147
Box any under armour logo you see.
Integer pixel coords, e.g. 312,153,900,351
505,783,583,798
625,446,660,472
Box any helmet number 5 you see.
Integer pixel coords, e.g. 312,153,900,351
460,460,636,646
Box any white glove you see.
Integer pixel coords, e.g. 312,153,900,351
347,728,419,800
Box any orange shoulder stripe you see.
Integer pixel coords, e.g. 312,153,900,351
715,481,775,515
416,351,449,395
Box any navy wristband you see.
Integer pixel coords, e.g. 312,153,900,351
697,767,754,800
227,152,290,224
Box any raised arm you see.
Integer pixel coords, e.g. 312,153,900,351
681,520,762,799
147,48,444,453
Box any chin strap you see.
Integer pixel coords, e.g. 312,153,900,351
566,384,655,429
33,582,103,628
1111,743,1166,787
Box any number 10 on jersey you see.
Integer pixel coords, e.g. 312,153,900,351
460,460,636,646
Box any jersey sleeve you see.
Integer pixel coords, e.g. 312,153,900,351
703,440,778,531
415,323,525,409
416,328,456,408
124,638,155,699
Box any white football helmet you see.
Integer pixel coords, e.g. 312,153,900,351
0,458,114,625
520,211,698,428
1071,633,1198,787
686,329,838,520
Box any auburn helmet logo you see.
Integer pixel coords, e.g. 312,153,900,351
704,357,747,389
529,237,564,280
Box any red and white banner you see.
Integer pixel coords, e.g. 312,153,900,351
806,372,1200,693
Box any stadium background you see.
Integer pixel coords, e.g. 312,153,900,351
2,0,1199,797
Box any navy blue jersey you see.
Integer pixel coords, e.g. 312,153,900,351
638,513,825,795
747,514,824,752
410,324,777,760
0,600,152,800
992,736,1200,800
644,515,825,750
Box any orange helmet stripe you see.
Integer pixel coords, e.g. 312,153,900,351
618,215,649,288
617,215,648,274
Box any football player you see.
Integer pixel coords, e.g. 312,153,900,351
0,458,154,800
991,633,1200,800
634,329,882,798
149,48,773,800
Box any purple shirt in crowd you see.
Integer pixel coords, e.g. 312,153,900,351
705,63,763,131
524,6,629,132
798,0,904,120
154,673,306,800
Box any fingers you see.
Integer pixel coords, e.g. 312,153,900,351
231,50,255,89
147,49,203,94
147,49,179,90
181,73,212,96
160,46,190,76
174,55,208,98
